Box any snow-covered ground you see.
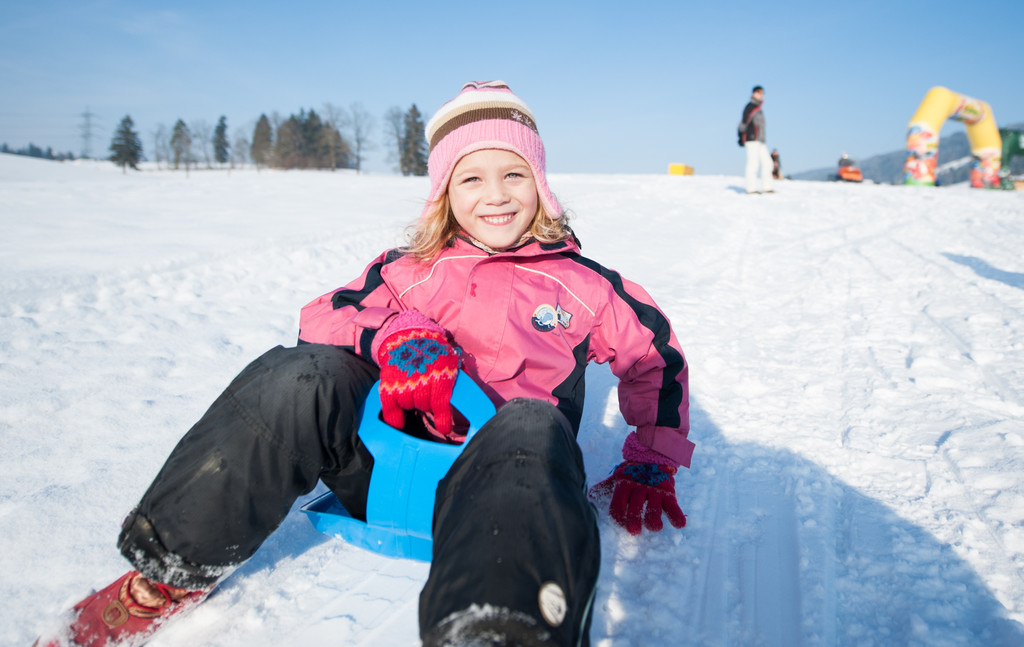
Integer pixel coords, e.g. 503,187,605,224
3,153,1024,646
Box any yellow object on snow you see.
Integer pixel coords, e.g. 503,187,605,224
904,86,1002,188
668,164,694,175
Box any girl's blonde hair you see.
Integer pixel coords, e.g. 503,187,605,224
403,194,572,262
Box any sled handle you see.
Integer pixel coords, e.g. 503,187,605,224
364,371,495,443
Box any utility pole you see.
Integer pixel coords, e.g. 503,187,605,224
79,107,96,159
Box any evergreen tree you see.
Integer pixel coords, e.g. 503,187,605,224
299,109,325,165
319,124,350,171
269,108,350,170
250,114,272,169
400,104,427,176
213,116,230,165
274,116,302,168
170,119,192,172
109,115,143,173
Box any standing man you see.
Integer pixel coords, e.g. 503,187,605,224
738,85,773,194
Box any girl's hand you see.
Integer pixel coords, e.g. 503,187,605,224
589,461,687,535
375,316,460,436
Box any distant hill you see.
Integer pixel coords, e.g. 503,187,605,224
792,122,1024,185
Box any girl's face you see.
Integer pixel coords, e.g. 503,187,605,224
447,149,539,251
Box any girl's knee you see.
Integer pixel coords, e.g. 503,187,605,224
470,398,582,469
496,397,567,426
252,344,376,392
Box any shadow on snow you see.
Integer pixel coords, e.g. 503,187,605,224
943,253,1024,290
580,365,1022,646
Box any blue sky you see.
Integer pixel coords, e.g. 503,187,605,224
3,1,1022,176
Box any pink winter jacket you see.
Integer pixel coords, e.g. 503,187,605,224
298,236,695,468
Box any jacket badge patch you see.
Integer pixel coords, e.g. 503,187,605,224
532,304,572,332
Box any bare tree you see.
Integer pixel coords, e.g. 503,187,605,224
152,124,169,170
268,111,284,167
232,126,250,169
190,119,212,168
383,106,404,173
346,102,374,173
321,102,352,171
322,102,346,131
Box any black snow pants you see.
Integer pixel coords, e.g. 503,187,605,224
117,344,599,646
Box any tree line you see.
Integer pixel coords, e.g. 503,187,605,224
1,142,76,161
105,103,428,176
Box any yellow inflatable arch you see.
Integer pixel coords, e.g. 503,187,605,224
904,86,1002,188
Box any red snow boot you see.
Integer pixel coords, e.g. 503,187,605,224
35,571,207,646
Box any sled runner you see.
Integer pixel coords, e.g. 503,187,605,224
301,373,496,561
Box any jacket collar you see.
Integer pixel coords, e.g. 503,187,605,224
448,233,580,259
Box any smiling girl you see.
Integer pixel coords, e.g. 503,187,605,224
39,81,693,647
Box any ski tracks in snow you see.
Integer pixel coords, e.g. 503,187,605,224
4,197,417,645
577,178,1024,645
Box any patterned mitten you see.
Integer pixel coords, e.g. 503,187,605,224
589,432,687,535
375,311,460,436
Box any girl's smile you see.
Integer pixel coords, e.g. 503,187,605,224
447,149,539,251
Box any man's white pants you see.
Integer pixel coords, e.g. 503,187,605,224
744,140,773,193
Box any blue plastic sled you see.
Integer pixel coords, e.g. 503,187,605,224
300,373,496,561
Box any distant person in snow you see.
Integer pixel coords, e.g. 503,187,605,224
38,81,693,647
771,148,781,179
738,85,774,193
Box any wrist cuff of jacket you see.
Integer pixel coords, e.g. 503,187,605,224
621,431,679,468
372,310,447,364
633,426,694,468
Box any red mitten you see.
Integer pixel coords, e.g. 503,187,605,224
375,312,460,435
589,432,687,535
590,462,686,535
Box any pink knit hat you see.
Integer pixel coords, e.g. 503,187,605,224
423,81,562,220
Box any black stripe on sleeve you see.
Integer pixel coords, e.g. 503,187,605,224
330,249,407,312
568,256,684,427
